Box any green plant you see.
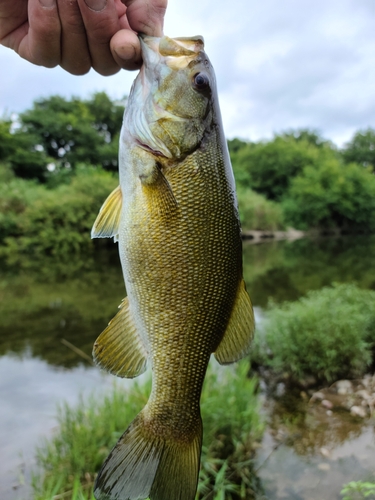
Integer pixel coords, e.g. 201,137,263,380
341,479,375,500
231,134,336,201
342,127,375,168
32,362,264,500
282,158,375,230
236,188,285,231
251,283,375,383
0,167,117,261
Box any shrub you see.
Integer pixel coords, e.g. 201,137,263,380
231,136,336,201
252,283,375,383
32,362,264,500
0,175,46,242
341,479,375,500
0,167,118,261
341,127,375,168
237,188,285,231
283,158,375,230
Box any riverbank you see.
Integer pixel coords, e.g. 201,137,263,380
242,227,374,243
32,363,264,500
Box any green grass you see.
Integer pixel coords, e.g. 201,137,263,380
251,283,375,383
341,480,375,500
32,361,264,500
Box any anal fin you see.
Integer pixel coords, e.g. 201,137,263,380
93,297,148,378
214,279,255,365
91,185,122,241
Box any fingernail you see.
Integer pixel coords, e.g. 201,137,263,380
84,0,107,11
39,0,55,8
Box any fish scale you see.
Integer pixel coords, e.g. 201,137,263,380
91,34,255,500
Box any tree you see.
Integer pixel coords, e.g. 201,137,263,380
279,128,333,149
231,134,337,201
341,128,375,168
282,158,375,230
0,119,52,181
16,93,125,177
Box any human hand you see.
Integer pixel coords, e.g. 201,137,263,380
0,0,167,75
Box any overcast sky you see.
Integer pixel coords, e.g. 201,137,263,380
1,0,375,147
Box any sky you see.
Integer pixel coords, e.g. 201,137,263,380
1,0,375,147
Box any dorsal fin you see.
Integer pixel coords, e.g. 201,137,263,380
91,185,122,241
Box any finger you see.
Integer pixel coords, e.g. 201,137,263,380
57,0,91,74
0,0,28,42
0,0,62,67
76,0,122,76
124,0,167,37
110,28,142,70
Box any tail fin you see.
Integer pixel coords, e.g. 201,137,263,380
94,412,202,500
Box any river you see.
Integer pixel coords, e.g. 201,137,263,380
1,236,375,499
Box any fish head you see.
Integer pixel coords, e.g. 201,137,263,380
124,35,218,159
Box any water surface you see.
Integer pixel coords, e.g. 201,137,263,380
1,236,375,499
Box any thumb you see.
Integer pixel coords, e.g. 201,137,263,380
110,29,142,70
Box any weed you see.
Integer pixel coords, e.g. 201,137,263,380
32,361,264,500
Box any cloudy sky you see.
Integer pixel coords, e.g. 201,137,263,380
1,0,375,147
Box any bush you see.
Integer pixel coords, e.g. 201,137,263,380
33,362,264,500
252,283,375,383
0,167,118,261
231,135,336,201
0,175,46,242
237,188,285,231
283,158,375,230
341,480,375,500
341,127,375,168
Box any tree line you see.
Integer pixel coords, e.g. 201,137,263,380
1,92,375,261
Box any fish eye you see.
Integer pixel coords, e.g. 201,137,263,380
193,73,210,91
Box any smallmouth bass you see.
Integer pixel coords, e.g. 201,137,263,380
91,34,255,500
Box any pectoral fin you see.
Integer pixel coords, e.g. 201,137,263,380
93,297,148,378
91,185,122,241
140,163,178,219
214,280,255,365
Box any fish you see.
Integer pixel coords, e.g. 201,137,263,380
91,34,255,500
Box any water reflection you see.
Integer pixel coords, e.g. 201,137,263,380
257,427,375,500
267,390,365,455
0,355,114,500
2,236,375,368
243,235,375,307
0,247,124,368
1,237,375,499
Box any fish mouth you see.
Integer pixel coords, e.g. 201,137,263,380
140,35,205,71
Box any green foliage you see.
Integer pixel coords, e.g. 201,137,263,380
0,161,15,183
0,120,16,160
32,362,264,500
252,283,375,383
283,158,375,230
0,175,45,241
0,92,124,182
19,93,124,171
341,480,375,500
230,132,337,201
342,128,375,168
0,120,52,181
279,128,334,149
237,187,285,231
0,167,117,260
